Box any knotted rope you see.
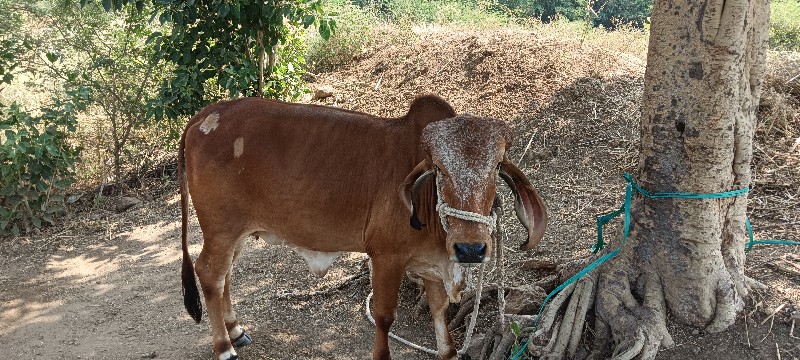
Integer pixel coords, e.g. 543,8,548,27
435,170,497,233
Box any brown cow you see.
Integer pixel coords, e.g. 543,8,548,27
179,95,547,360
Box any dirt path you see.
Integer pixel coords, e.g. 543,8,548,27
0,190,443,359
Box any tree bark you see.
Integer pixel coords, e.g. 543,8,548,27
535,0,771,359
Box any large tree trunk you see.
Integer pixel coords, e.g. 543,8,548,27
532,0,771,359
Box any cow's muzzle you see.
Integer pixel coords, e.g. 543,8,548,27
453,243,487,263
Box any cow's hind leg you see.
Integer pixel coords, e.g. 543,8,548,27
196,237,240,360
423,279,457,360
225,239,251,348
370,257,405,360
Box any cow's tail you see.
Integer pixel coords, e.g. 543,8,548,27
180,125,203,323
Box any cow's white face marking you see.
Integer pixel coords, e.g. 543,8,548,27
422,116,505,205
200,112,220,134
233,137,244,158
218,349,237,360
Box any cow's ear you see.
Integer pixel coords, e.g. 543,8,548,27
400,161,435,231
498,159,548,250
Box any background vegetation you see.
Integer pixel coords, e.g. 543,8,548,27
1,0,798,235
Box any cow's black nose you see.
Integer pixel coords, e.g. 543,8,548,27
454,243,486,263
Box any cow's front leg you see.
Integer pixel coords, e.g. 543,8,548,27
369,257,405,360
424,279,457,360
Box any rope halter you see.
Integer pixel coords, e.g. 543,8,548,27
434,168,498,234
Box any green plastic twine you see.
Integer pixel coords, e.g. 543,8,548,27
511,173,798,360
594,172,756,253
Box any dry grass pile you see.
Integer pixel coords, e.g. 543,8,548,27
308,25,646,120
752,51,800,240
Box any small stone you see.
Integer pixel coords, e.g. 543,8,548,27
141,351,157,358
115,197,142,213
691,329,700,335
313,85,334,99
66,194,83,204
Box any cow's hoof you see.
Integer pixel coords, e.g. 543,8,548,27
231,332,252,348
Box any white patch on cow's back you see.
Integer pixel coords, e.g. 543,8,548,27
233,137,244,158
200,112,220,134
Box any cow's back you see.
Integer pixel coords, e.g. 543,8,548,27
183,98,424,253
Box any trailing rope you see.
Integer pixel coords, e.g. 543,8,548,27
364,263,486,357
510,172,799,360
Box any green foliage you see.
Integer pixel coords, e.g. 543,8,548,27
770,0,800,51
33,1,171,183
0,86,90,235
509,320,524,356
593,0,651,29
144,0,336,121
0,38,31,86
497,0,586,22
264,33,309,100
353,0,512,26
306,4,376,71
495,0,651,28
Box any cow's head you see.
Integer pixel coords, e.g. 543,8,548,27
401,115,548,264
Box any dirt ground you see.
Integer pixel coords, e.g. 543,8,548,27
1,27,799,359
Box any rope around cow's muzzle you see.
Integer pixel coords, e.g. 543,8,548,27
435,170,497,233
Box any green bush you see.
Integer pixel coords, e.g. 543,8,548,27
354,0,512,26
770,0,800,51
0,86,90,235
307,4,377,71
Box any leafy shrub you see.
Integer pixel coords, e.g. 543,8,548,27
593,0,651,29
497,0,586,22
770,0,800,51
0,86,90,235
307,4,377,71
353,0,512,26
265,32,310,101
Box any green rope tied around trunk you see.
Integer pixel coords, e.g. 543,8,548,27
510,173,798,360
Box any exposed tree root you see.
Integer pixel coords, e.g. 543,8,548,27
528,273,596,359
